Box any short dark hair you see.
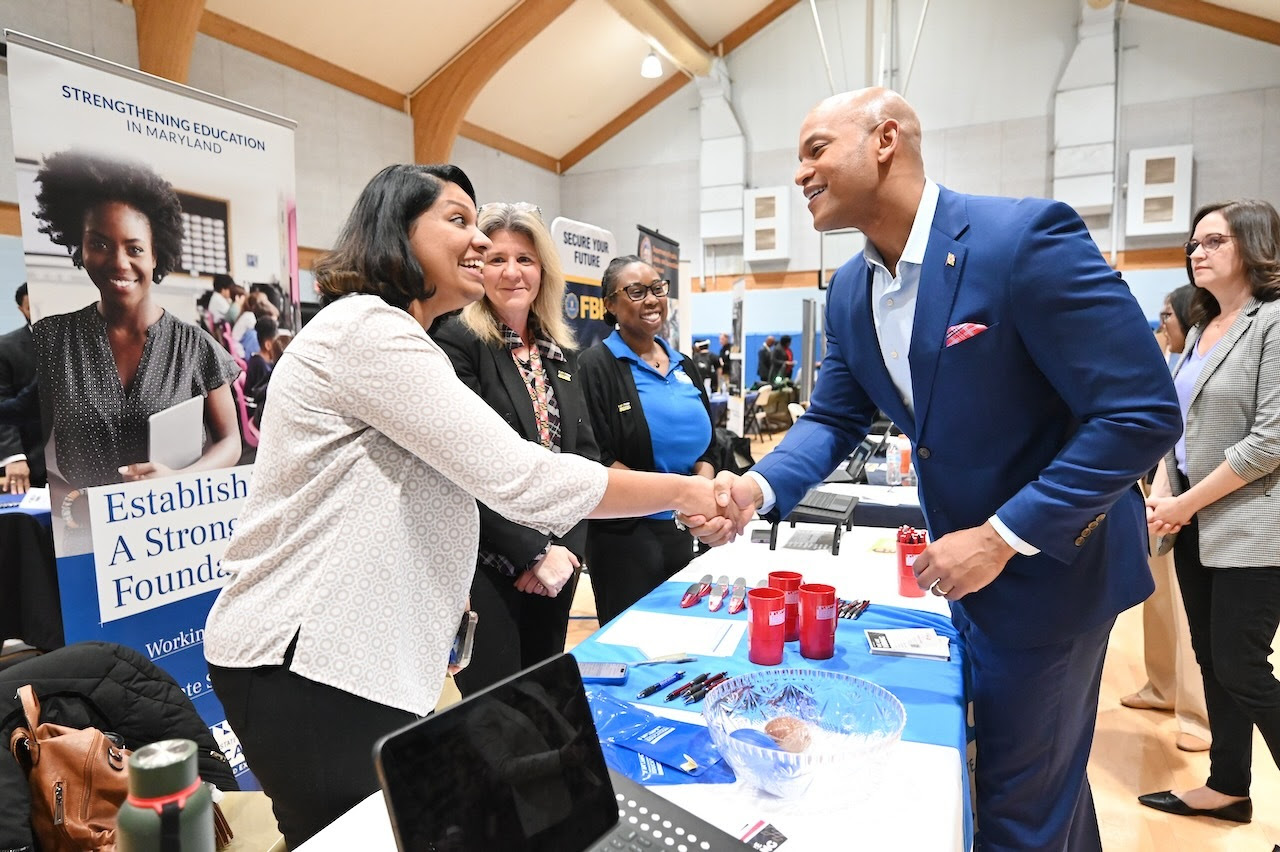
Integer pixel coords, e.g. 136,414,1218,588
314,163,477,309
254,315,278,342
779,334,792,346
1165,283,1195,334
1186,199,1280,326
14,283,27,305
33,150,185,283
212,273,236,294
601,254,644,326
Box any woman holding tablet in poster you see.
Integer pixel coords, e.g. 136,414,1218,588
203,164,724,847
30,151,240,539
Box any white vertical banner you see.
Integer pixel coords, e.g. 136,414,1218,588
5,31,299,789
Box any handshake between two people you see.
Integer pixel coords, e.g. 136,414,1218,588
675,471,1017,601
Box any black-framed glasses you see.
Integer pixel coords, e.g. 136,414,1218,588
1184,234,1232,256
612,279,670,301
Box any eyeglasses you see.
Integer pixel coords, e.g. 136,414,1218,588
478,201,543,221
1183,234,1232,256
610,279,670,301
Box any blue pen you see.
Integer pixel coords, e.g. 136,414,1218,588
636,670,685,699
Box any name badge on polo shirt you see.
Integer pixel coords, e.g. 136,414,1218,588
618,401,632,412
674,370,694,385
558,370,572,381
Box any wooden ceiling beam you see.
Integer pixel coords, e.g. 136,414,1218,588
560,0,801,172
409,0,575,165
721,0,803,54
1129,0,1280,47
460,122,561,174
198,11,406,111
603,0,713,76
559,74,687,173
134,0,205,83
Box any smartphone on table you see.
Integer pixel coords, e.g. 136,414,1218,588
576,660,629,685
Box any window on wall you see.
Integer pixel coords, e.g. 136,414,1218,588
177,192,230,275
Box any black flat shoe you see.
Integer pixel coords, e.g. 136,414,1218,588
1137,790,1252,823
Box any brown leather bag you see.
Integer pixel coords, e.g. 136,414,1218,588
8,684,130,852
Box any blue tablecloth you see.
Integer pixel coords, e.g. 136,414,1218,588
572,580,973,846
0,490,51,525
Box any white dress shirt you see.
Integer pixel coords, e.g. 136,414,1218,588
750,180,1036,555
205,295,608,715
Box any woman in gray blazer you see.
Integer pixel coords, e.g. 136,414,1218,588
1139,199,1280,825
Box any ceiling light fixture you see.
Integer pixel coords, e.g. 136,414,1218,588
640,50,662,79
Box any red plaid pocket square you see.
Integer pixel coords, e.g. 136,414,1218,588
944,322,988,347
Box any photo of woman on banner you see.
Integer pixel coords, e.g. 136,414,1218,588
30,150,241,545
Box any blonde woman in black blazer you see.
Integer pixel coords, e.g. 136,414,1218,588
1140,199,1280,825
434,202,598,696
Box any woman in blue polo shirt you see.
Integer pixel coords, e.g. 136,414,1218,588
579,255,716,625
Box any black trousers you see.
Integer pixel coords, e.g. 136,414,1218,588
1173,514,1280,797
453,562,578,697
209,644,418,849
586,518,696,626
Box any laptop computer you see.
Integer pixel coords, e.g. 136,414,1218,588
373,653,740,852
824,425,893,484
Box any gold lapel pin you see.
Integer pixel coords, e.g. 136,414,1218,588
558,370,572,381
946,252,956,267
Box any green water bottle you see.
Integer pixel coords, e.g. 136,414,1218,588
116,739,215,852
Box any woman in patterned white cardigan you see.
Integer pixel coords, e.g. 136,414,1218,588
1140,199,1280,826
204,164,725,848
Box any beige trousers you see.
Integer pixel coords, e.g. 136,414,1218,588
1132,534,1212,742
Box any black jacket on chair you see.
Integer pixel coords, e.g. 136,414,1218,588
433,317,600,566
0,641,239,849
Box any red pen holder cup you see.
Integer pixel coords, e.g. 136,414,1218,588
798,583,837,660
747,587,786,666
768,570,803,642
897,540,928,598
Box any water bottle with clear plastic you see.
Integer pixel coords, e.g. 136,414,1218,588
885,436,902,486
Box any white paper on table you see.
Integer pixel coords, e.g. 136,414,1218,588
595,611,746,658
18,486,50,511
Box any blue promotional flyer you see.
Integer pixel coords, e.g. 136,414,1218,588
5,31,300,790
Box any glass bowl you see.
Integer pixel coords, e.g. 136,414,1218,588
701,669,906,799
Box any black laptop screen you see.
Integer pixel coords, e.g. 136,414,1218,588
377,655,619,852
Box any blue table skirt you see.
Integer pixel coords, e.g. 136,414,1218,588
571,579,974,848
0,490,52,527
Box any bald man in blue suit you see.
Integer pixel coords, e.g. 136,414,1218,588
683,89,1181,850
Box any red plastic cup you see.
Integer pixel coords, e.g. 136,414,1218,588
897,540,928,597
747,587,786,666
798,583,837,660
768,570,804,642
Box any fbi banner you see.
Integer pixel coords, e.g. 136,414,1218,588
553,216,616,351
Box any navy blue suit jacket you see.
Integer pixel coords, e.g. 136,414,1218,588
754,187,1182,646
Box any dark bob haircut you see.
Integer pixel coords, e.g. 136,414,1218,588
33,150,185,284
600,254,646,327
314,163,477,309
1164,283,1195,335
1186,199,1280,327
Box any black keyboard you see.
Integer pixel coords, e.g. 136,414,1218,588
796,489,854,513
